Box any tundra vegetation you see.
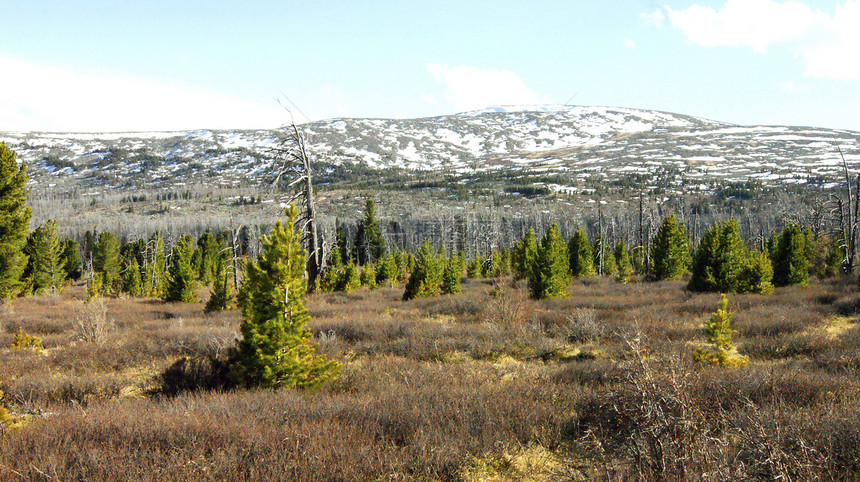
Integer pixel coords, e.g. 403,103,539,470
1,141,860,479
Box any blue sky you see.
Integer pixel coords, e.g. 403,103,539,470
1,0,858,131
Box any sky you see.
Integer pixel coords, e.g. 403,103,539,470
1,0,859,132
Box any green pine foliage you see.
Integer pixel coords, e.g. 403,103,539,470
739,249,774,295
353,199,385,265
601,239,617,276
229,206,340,389
320,247,344,292
651,214,692,281
467,255,484,279
694,294,748,367
688,219,748,293
375,252,398,287
403,240,443,300
614,239,632,283
121,254,143,297
0,142,31,302
163,235,197,303
359,264,377,289
61,238,83,281
567,227,594,277
22,220,66,295
338,260,361,293
490,249,510,277
772,224,810,287
195,232,220,285
529,222,569,299
511,228,538,280
824,237,843,277
93,232,121,295
441,255,462,295
87,272,103,299
205,253,232,313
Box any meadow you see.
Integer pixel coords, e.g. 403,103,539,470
1,275,859,480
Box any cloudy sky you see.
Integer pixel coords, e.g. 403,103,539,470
1,0,858,132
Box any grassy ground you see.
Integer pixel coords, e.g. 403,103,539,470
1,276,859,480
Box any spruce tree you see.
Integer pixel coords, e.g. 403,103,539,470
0,142,31,301
93,232,120,295
403,240,442,300
353,199,385,265
602,239,617,276
512,228,538,280
529,222,569,299
467,255,484,279
688,219,747,293
614,239,632,283
739,249,774,294
205,252,231,313
337,259,361,293
321,246,344,292
359,263,377,289
567,227,594,277
122,254,143,297
22,220,65,295
229,206,340,389
61,238,83,281
824,237,843,277
164,235,196,302
375,252,398,287
651,214,691,281
772,224,810,287
441,255,462,295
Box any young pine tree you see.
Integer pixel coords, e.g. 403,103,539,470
650,214,691,281
121,254,143,297
529,223,569,299
614,239,632,283
511,228,538,280
163,235,197,302
694,294,747,367
772,224,810,287
441,255,462,295
403,240,443,300
228,206,340,389
567,227,594,277
61,238,83,281
359,263,378,289
375,252,398,287
205,252,232,313
0,142,31,302
22,220,66,295
688,219,747,293
93,232,121,295
352,199,385,265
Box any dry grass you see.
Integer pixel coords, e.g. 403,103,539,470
0,277,859,480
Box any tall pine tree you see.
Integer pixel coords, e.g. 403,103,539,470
229,206,340,389
93,232,121,295
568,227,594,277
0,142,31,301
163,235,197,302
353,199,385,265
22,220,65,295
529,223,569,299
651,214,692,281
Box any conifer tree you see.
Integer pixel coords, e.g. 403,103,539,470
93,232,121,295
359,263,377,289
195,232,220,285
320,246,344,292
739,249,774,294
441,255,462,295
61,238,83,281
651,214,692,281
614,239,632,283
512,228,538,280
602,239,617,276
529,222,569,299
772,224,810,287
205,252,231,313
490,249,510,277
122,254,143,297
567,227,594,277
163,235,196,302
375,252,398,287
229,206,340,389
688,219,747,293
403,240,443,300
0,142,31,301
22,220,65,295
337,259,361,293
467,254,484,278
824,237,843,277
353,199,385,265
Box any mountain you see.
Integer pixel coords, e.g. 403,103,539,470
2,105,859,196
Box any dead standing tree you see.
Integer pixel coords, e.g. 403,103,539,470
830,146,859,274
271,120,325,290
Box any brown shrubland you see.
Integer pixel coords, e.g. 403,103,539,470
0,276,859,480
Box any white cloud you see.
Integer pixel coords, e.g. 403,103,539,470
656,0,860,79
665,0,823,53
426,63,550,112
0,55,285,132
641,8,667,27
625,39,636,49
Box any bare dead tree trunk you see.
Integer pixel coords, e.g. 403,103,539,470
272,121,325,290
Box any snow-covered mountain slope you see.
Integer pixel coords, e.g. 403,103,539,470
2,105,858,194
